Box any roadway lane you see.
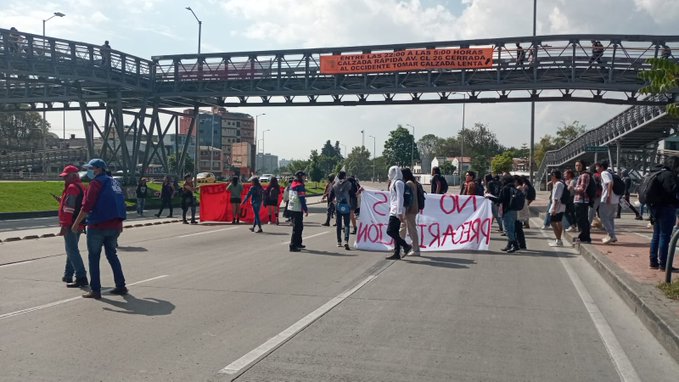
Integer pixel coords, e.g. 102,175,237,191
1,208,678,381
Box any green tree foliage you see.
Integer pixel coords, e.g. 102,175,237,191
168,154,194,175
0,107,49,151
343,146,372,180
534,134,557,166
491,152,514,174
306,150,324,182
383,125,420,167
640,57,679,117
458,123,503,173
439,162,457,175
285,159,310,175
553,121,587,147
318,140,343,176
417,134,442,171
435,137,461,158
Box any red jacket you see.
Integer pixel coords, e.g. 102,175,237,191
59,180,86,228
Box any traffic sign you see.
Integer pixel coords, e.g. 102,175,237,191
584,146,608,153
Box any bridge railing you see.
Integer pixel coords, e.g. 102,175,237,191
0,147,88,171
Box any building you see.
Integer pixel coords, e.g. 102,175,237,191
198,146,223,176
232,142,253,178
278,158,291,170
256,153,279,174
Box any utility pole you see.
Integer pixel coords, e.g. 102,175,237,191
369,135,376,182
529,0,537,184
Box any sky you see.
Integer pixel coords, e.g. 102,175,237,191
1,0,678,161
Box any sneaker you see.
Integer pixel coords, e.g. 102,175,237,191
249,227,254,232
635,216,643,221
62,276,73,283
190,220,198,224
402,244,412,257
406,248,416,256
649,263,660,269
109,286,128,295
183,220,189,224
256,228,263,233
565,227,575,232
541,226,550,230
500,232,507,237
548,240,563,247
602,236,612,244
411,251,421,256
298,244,306,249
351,227,357,235
289,246,301,252
337,242,343,247
82,291,101,300
66,278,89,288
385,253,400,260
344,243,350,250
322,223,330,227
646,223,653,228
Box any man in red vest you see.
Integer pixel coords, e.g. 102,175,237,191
55,165,88,288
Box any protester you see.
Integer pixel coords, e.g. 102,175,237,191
460,171,478,195
400,168,421,256
514,176,528,250
288,171,309,251
573,160,593,244
101,40,111,66
135,178,148,216
647,157,679,270
72,159,127,300
331,171,353,250
515,42,526,66
155,176,174,218
563,169,577,232
484,174,503,233
598,160,619,244
242,177,264,233
181,174,197,224
348,175,361,234
264,176,281,225
548,170,567,247
590,40,605,69
617,170,642,220
486,175,521,253
385,166,412,259
226,176,243,224
55,165,88,288
522,176,536,228
321,174,336,226
589,164,603,228
282,177,294,224
430,166,448,194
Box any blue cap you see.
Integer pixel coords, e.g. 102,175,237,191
84,158,107,169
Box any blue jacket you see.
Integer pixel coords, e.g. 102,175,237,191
87,175,127,225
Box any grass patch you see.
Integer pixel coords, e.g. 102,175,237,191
0,181,65,212
658,280,679,300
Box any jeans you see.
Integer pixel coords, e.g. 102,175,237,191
289,211,304,248
589,198,600,224
575,203,592,242
543,201,552,227
182,197,196,222
502,210,517,243
387,215,409,254
336,211,350,244
158,198,173,217
63,230,87,280
650,206,677,267
599,202,618,240
491,203,503,231
252,202,262,228
515,219,526,248
136,197,145,215
87,228,126,293
399,213,420,252
325,202,335,225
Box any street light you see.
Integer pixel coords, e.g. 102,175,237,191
406,123,415,168
261,129,271,154
254,113,266,174
369,135,376,182
459,94,467,181
185,6,202,54
529,0,537,184
42,11,65,155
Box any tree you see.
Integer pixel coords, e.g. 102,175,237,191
306,150,324,182
0,106,49,151
286,159,310,175
491,152,514,174
534,134,557,166
383,125,420,167
417,134,442,173
640,57,679,117
458,123,504,173
168,154,194,175
435,137,461,158
343,146,372,180
318,139,343,176
553,121,587,147
439,162,456,175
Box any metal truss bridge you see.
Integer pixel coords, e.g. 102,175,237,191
0,27,677,178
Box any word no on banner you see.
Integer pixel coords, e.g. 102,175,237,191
355,190,494,252
320,48,494,74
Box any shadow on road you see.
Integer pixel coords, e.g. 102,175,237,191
301,249,358,257
101,294,175,316
117,246,148,252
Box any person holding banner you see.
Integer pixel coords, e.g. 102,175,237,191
486,175,522,253
385,166,413,260
288,171,309,252
399,168,420,256
331,171,353,250
242,177,264,233
226,176,243,224
264,177,281,225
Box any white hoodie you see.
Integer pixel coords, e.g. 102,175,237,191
388,166,405,217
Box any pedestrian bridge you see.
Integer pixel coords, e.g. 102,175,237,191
0,27,677,177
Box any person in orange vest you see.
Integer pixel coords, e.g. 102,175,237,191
54,165,88,288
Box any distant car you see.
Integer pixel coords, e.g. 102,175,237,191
196,172,216,183
259,174,273,183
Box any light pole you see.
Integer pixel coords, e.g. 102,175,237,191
369,135,376,182
185,6,202,54
254,113,266,174
42,11,65,154
529,0,537,184
460,95,466,180
406,124,415,168
261,129,271,154
361,130,365,148
209,112,215,173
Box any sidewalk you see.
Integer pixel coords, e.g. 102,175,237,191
530,190,679,362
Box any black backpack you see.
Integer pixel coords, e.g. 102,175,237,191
475,180,485,196
525,182,536,201
611,173,626,195
638,169,665,206
509,187,526,211
438,176,449,194
583,172,597,205
416,182,426,210
558,182,571,204
402,180,413,208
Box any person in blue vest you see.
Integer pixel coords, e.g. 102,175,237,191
72,158,128,300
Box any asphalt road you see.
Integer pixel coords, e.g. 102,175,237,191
1,205,678,382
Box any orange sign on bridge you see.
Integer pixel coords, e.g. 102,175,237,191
320,47,494,74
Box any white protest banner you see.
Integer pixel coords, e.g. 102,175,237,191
355,190,493,252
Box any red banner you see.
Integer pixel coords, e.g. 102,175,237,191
199,183,284,223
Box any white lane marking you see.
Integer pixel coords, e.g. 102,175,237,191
178,227,239,238
219,263,390,375
279,231,329,245
0,260,37,268
631,232,653,240
0,275,169,321
534,219,641,382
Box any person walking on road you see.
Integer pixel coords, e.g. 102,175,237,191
548,170,567,247
288,171,309,252
264,176,281,225
331,171,353,250
242,177,264,233
573,160,593,244
430,166,448,194
226,176,243,224
72,159,127,300
181,174,197,224
321,174,336,227
598,160,619,244
400,168,420,256
135,178,148,216
486,175,521,253
385,166,412,260
648,157,679,271
156,176,174,218
617,170,642,220
55,165,88,288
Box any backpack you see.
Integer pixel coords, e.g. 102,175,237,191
525,182,536,201
611,172,626,195
558,182,571,204
416,182,426,210
437,175,449,194
584,172,597,205
638,169,665,206
402,180,413,208
509,187,526,211
475,180,485,196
